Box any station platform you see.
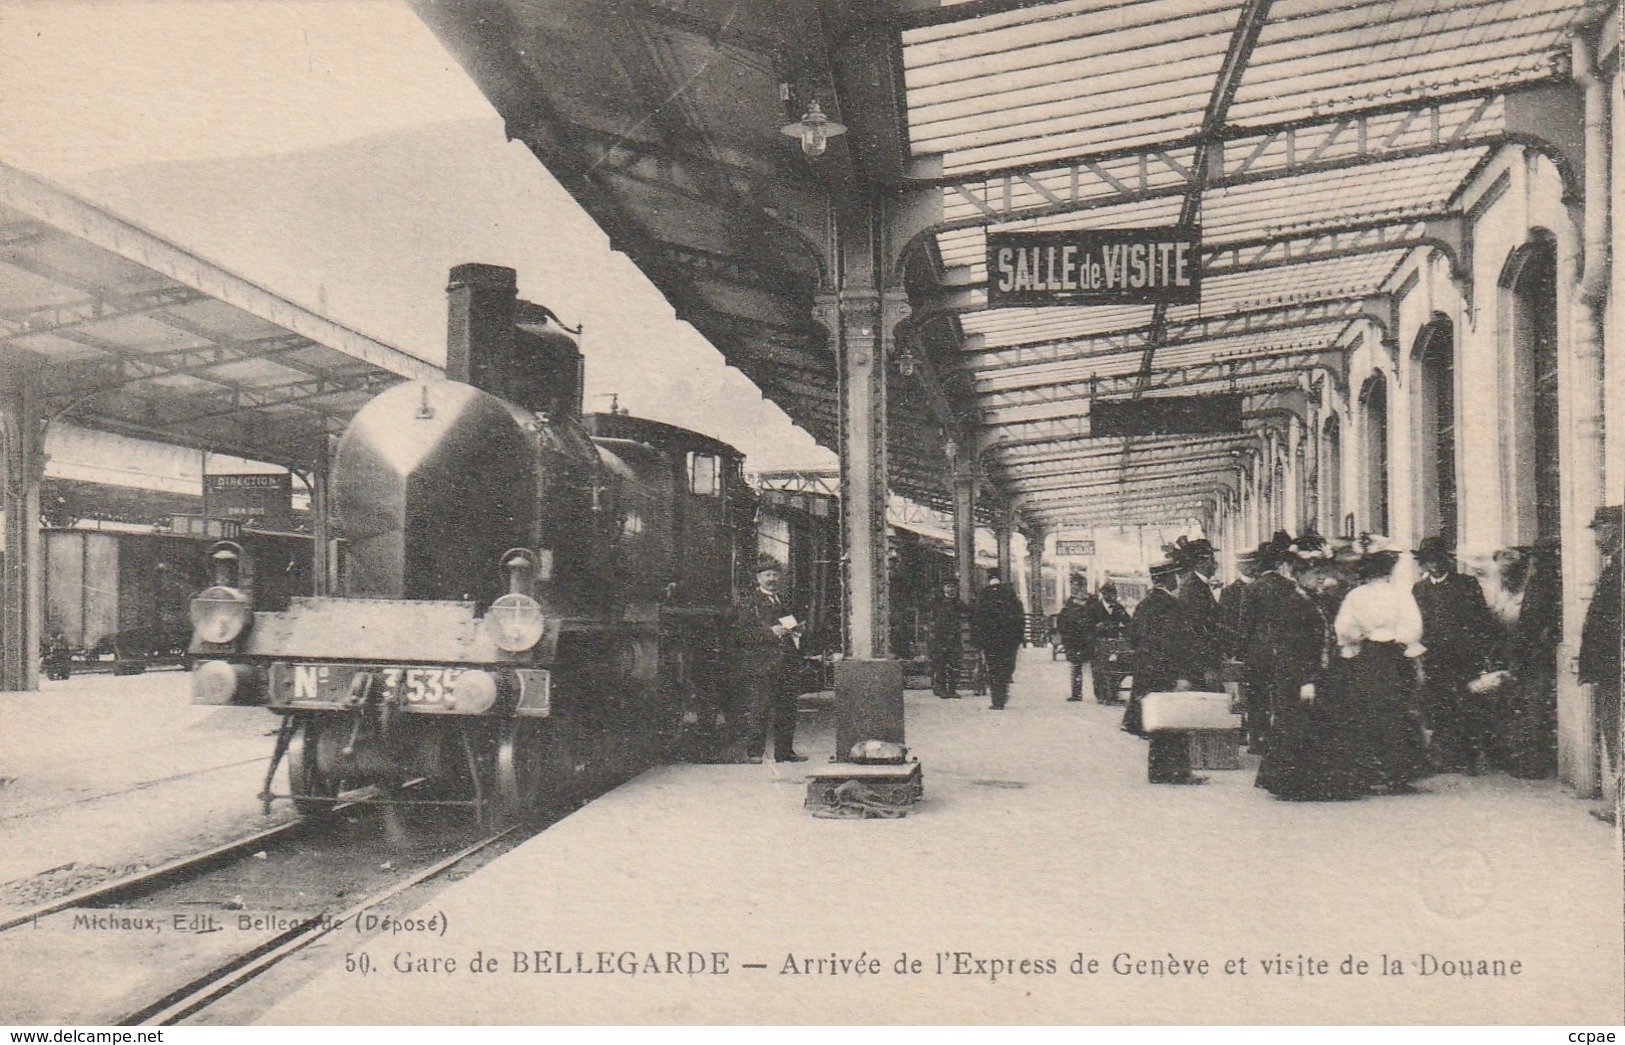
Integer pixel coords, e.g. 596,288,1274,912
251,649,1621,1025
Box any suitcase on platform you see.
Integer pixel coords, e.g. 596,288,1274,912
1141,691,1244,780
1140,691,1238,732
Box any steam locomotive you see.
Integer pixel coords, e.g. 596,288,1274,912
189,264,757,821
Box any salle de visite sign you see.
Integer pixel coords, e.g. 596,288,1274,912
986,228,1201,307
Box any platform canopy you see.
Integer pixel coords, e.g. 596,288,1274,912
0,162,438,469
411,0,1609,530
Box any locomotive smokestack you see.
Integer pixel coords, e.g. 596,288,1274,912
446,262,518,389
446,262,583,419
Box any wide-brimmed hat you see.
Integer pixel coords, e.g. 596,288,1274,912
1414,534,1455,564
1172,537,1217,567
1290,529,1331,559
1352,534,1401,580
755,553,784,574
1149,558,1181,581
1253,530,1294,570
1359,533,1397,554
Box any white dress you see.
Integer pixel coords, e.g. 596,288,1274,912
1331,572,1431,787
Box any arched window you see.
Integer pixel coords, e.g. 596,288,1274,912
1502,236,1561,548
1413,317,1457,542
1359,374,1390,535
1323,414,1343,536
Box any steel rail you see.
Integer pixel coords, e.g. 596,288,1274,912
129,825,521,1026
0,817,307,933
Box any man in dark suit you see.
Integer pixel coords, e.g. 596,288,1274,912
1174,537,1225,689
1056,575,1097,701
1089,581,1133,704
971,574,1027,710
1122,558,1194,736
1579,506,1622,821
1413,535,1502,774
928,580,968,699
1218,548,1260,662
730,554,806,763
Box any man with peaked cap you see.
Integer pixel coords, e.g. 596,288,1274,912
1122,556,1196,736
1174,536,1225,690
1413,534,1503,775
1056,574,1096,701
1089,580,1133,704
1579,505,1622,822
729,553,807,763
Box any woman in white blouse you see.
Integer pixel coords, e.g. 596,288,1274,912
1333,539,1433,792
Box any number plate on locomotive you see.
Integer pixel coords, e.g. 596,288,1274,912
279,663,466,708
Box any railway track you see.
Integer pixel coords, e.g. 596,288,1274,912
0,801,538,1026
0,817,307,933
131,826,518,1026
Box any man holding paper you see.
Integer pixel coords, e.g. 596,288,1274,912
729,554,808,763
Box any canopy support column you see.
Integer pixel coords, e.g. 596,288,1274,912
813,216,908,659
2,364,45,691
952,460,977,597
995,511,1015,585
1024,528,1045,615
310,437,333,598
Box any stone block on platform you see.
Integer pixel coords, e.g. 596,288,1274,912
804,761,923,817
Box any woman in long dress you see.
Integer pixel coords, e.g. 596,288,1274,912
1256,544,1367,800
1333,544,1432,792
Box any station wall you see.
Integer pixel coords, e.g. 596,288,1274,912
1227,97,1622,795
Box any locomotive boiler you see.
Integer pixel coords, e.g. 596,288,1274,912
189,264,756,821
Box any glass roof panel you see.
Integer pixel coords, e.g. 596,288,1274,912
902,0,1240,170
885,0,1605,513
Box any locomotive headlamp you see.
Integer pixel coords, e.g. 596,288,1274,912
190,586,254,644
450,669,499,715
487,593,546,653
193,660,240,704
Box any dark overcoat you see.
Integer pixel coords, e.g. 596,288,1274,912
1413,572,1500,682
927,595,968,656
1127,585,1191,697
1056,597,1099,663
1176,572,1225,680
971,585,1027,655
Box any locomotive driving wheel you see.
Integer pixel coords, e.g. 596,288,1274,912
286,717,338,816
494,719,546,823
